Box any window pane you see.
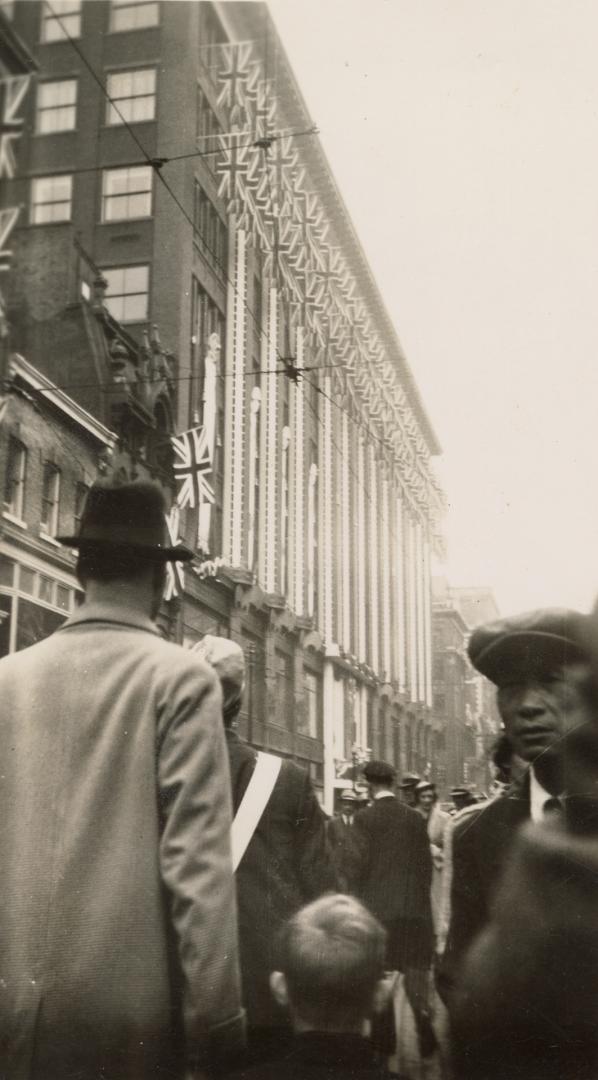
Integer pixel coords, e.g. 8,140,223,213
123,292,147,321
0,556,14,587
19,566,35,595
103,264,149,322
110,1,159,33
38,575,54,603
106,68,156,125
16,598,64,651
31,175,72,224
0,594,12,660
42,1,81,42
56,584,71,611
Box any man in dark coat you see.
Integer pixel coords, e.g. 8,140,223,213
451,725,598,1080
327,789,361,890
0,481,245,1080
347,760,434,1055
192,636,338,1066
438,607,592,1005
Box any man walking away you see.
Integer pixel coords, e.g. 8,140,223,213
192,635,338,1067
0,480,244,1080
327,789,361,891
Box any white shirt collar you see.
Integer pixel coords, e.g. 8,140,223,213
529,767,562,823
373,790,395,800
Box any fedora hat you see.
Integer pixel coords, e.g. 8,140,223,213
57,479,194,562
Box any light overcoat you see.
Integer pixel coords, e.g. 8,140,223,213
0,601,244,1079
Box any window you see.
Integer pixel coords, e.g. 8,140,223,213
103,265,149,322
102,166,152,222
40,463,60,536
196,85,222,176
299,672,320,740
193,181,227,270
36,79,77,134
31,174,72,224
106,68,156,125
41,0,81,42
74,481,89,530
109,0,159,32
3,438,26,519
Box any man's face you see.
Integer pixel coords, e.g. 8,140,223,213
401,786,417,807
497,662,590,764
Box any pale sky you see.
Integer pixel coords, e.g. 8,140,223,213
267,0,598,615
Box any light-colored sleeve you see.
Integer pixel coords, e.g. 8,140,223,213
436,816,455,954
156,657,245,1072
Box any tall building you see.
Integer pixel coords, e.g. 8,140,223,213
3,0,444,808
432,578,501,794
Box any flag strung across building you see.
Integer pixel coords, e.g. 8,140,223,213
171,424,215,510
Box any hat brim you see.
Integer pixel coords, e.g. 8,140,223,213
56,536,195,562
473,631,588,685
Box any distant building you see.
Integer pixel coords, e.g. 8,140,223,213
4,0,445,808
432,579,501,794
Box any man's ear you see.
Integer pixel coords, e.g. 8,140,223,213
269,970,289,1008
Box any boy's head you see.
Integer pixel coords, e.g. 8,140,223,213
270,894,388,1033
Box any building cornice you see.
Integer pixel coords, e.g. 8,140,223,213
7,353,117,448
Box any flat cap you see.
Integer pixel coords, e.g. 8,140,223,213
450,786,471,797
468,608,589,686
363,759,396,784
398,772,421,789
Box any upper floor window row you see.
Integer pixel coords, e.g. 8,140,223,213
40,0,159,43
30,167,154,226
106,68,156,125
41,0,81,43
109,0,159,33
35,69,157,134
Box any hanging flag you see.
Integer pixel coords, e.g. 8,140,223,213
0,75,30,180
163,506,186,602
171,425,215,510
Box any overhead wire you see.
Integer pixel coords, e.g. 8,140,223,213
40,3,430,517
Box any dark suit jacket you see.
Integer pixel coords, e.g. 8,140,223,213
226,732,338,1029
327,814,361,891
226,1031,397,1080
348,796,434,970
438,777,530,1002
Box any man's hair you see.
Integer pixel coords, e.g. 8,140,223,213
77,544,163,587
277,894,386,1029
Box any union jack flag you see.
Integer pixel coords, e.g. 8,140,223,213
0,76,29,180
163,506,186,601
171,425,215,510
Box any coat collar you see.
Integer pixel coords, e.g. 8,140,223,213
60,600,159,638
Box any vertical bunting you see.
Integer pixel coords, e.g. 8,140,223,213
356,435,367,662
415,520,426,703
223,225,246,566
406,515,418,703
368,443,379,675
380,474,392,680
247,386,261,572
259,283,279,593
341,412,351,651
319,374,334,643
291,327,305,614
423,530,433,708
395,494,406,694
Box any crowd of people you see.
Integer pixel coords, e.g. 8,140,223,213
0,476,596,1080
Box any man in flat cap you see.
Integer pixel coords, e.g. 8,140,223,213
192,635,337,1067
347,760,435,1057
327,789,361,890
438,606,592,1006
0,480,244,1080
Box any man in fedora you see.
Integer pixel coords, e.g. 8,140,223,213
327,789,360,890
438,607,592,1007
0,479,244,1079
398,772,421,808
